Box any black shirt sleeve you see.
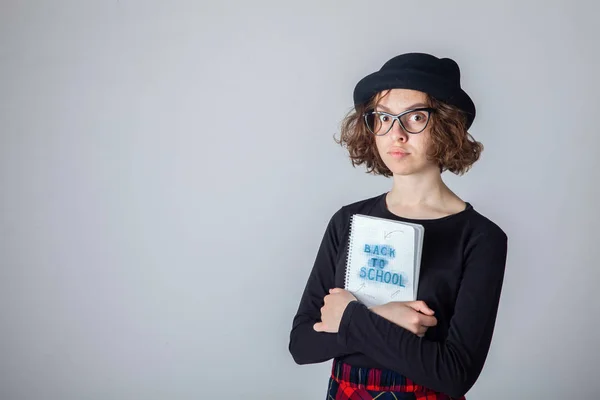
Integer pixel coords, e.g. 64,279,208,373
337,229,508,398
288,208,357,364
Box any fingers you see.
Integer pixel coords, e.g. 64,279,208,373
419,315,438,327
406,300,435,315
325,288,344,301
412,315,437,337
410,324,427,337
410,310,437,326
414,323,435,337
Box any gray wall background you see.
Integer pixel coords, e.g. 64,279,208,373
1,1,599,399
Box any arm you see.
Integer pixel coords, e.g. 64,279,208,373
289,208,357,364
370,300,438,337
337,230,508,398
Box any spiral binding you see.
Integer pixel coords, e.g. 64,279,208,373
344,214,356,290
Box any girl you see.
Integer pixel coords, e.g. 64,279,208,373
289,53,508,400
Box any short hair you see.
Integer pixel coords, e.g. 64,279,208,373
335,91,483,177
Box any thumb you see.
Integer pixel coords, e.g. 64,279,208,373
407,300,435,315
329,288,343,294
313,322,324,332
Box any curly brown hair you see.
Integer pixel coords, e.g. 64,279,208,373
335,91,483,177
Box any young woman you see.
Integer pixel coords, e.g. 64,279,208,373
289,53,508,400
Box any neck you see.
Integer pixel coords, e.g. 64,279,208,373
387,167,450,207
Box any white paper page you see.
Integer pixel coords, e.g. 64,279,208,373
344,214,418,307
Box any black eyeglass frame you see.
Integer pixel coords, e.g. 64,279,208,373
363,107,436,136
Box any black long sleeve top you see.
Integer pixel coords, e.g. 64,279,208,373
288,193,508,398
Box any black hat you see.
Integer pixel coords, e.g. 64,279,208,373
353,53,476,129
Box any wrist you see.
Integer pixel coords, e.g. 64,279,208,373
368,304,386,319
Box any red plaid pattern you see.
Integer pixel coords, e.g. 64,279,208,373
327,359,466,400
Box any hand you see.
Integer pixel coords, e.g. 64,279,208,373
370,300,437,337
313,288,357,333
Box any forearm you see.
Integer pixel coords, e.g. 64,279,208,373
289,314,356,364
368,303,400,325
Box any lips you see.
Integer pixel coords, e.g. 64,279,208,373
388,148,410,157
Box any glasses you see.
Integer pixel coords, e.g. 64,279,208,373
363,107,435,136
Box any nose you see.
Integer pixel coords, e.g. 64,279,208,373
389,119,408,142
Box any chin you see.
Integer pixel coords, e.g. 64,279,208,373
382,159,413,175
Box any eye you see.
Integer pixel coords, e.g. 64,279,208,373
378,114,391,122
408,112,429,123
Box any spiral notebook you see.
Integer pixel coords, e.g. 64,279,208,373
344,214,424,308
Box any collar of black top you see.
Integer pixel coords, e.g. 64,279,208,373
353,52,476,129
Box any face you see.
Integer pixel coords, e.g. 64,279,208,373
371,89,438,176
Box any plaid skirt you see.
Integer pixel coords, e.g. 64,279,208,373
326,359,466,400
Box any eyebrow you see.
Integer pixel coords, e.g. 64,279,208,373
375,103,429,113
